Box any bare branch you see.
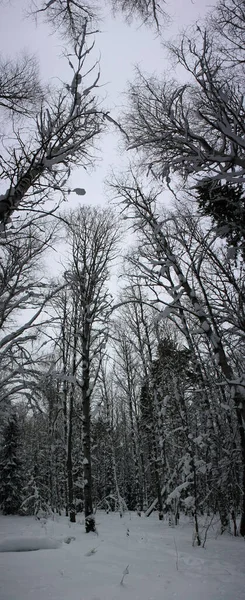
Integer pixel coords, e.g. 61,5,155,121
0,53,43,117
0,23,103,225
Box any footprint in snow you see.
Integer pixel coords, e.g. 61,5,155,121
181,555,205,567
85,547,97,556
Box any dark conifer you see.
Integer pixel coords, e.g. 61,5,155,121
0,413,23,515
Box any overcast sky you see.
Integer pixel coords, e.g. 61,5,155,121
0,0,215,210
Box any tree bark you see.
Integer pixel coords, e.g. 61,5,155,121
67,386,76,523
0,163,45,224
82,320,95,533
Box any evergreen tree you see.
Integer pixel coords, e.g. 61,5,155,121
0,413,24,515
21,466,51,518
196,181,245,260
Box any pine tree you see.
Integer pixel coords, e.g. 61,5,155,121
21,468,51,518
0,413,24,515
196,181,245,259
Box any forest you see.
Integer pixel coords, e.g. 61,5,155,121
0,0,245,547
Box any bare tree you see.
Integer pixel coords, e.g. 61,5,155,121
97,361,128,516
209,0,245,69
110,0,167,28
0,215,62,413
55,205,119,530
0,53,43,117
112,317,143,514
34,0,166,38
33,0,98,41
123,0,245,186
111,173,245,534
0,23,102,226
50,287,82,522
124,66,245,185
0,0,168,227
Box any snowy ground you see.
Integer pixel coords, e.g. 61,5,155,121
0,511,244,600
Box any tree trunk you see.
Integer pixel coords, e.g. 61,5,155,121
61,295,69,517
63,387,69,517
128,392,141,515
82,324,95,533
0,163,45,224
67,387,76,523
236,403,245,536
153,443,164,520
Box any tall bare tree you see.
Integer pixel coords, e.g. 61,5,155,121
56,205,119,530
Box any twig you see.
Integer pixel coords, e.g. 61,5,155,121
120,565,129,585
202,514,215,548
173,537,179,571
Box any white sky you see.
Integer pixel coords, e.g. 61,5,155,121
0,0,215,208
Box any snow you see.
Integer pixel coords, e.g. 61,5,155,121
0,536,61,552
166,482,191,502
183,496,195,509
158,306,174,319
0,511,244,600
201,320,210,332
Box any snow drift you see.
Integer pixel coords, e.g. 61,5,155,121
0,536,61,552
